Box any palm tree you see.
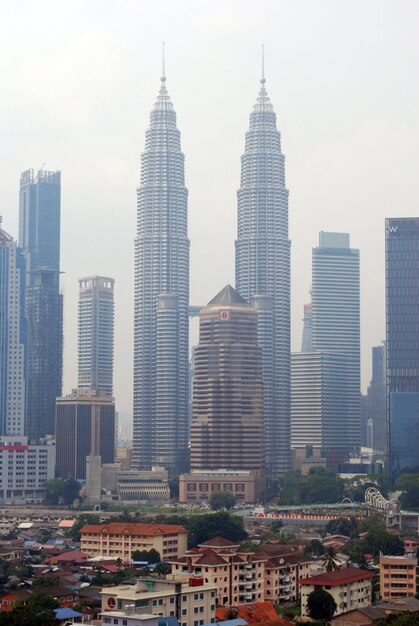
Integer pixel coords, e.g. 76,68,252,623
322,546,339,571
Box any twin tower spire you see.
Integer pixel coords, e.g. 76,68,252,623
133,46,291,480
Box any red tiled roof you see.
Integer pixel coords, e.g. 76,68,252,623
52,551,89,563
299,567,374,587
80,522,187,536
216,601,289,624
199,536,239,547
194,549,227,566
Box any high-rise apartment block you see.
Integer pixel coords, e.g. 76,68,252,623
55,388,115,480
235,69,291,479
291,233,360,470
19,169,63,441
133,71,189,474
0,219,27,436
386,217,419,476
78,276,114,396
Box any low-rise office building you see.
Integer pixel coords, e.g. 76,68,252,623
101,578,217,626
299,568,374,617
380,555,417,600
80,523,188,562
179,469,263,505
0,437,55,504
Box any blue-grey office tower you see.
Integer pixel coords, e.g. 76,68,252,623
311,232,360,468
235,65,291,479
386,217,419,477
133,69,189,474
19,169,63,442
0,218,27,437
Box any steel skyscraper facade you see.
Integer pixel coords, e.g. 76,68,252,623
19,169,63,442
235,68,291,478
78,276,115,396
386,217,419,476
133,70,189,474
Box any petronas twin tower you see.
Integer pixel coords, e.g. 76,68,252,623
133,59,291,480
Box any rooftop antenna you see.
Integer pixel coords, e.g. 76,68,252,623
162,41,166,82
261,43,265,84
39,162,46,172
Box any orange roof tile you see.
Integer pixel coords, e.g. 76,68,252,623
216,601,283,624
80,522,187,536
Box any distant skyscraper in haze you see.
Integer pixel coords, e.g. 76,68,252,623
190,285,265,474
78,276,114,396
19,169,61,284
0,218,26,436
311,232,361,459
235,56,291,479
19,169,63,441
386,218,419,476
301,303,313,352
133,63,189,474
365,343,386,454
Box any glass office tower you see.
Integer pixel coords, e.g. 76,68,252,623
386,217,419,476
19,169,63,441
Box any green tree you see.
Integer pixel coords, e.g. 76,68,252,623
154,562,171,576
270,519,283,533
325,516,358,538
280,468,344,505
68,513,101,541
44,478,80,505
306,589,337,620
0,592,60,626
303,539,324,558
322,546,339,571
209,490,236,511
131,548,161,563
187,512,247,547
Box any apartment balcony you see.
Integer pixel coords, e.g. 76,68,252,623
245,573,253,580
245,583,253,590
245,593,253,601
245,563,253,570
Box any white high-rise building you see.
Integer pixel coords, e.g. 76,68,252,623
133,65,189,474
235,61,291,479
78,276,114,396
0,218,26,437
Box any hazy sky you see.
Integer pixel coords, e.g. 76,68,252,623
1,0,418,418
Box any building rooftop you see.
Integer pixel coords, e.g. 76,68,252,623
199,537,239,548
299,567,374,587
207,285,248,307
80,522,187,536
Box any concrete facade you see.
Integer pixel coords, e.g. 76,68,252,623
380,555,417,600
80,522,187,562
